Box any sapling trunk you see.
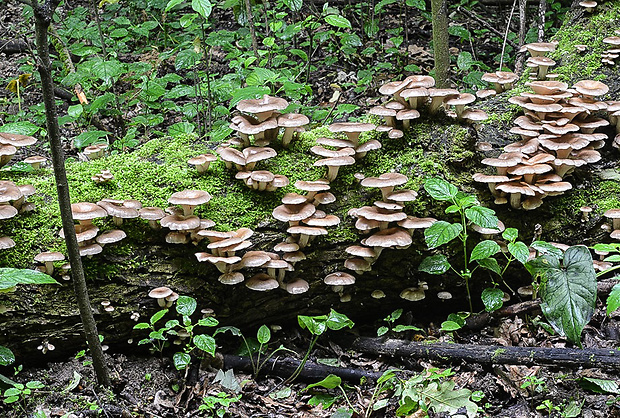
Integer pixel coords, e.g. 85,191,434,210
430,0,450,88
29,0,110,387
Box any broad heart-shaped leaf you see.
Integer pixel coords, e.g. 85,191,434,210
257,325,271,344
502,227,518,242
176,296,197,316
325,14,352,29
470,240,500,262
508,241,529,264
326,309,354,331
0,345,15,366
607,283,620,316
537,246,597,346
191,0,212,19
481,287,504,312
424,178,457,201
419,380,477,418
193,334,216,356
0,268,58,291
465,206,498,229
173,352,191,370
419,255,450,275
424,221,462,249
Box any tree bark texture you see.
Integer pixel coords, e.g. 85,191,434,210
31,0,110,387
431,0,450,88
350,337,620,370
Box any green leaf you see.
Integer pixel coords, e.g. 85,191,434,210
193,334,216,356
508,241,529,264
0,346,15,366
176,296,197,316
538,246,597,346
405,0,425,10
418,380,477,417
424,178,457,201
440,321,462,331
73,130,108,149
230,86,271,107
175,48,201,70
282,0,302,11
424,221,462,249
298,314,327,335
578,377,620,394
303,374,342,391
481,288,504,312
0,268,58,291
377,326,388,336
67,104,83,118
531,241,563,257
418,255,450,274
393,325,422,332
150,309,168,325
448,25,471,41
325,14,351,29
133,323,150,329
168,122,195,137
197,317,219,327
26,381,44,389
326,310,354,331
191,0,212,19
173,352,191,370
592,243,620,252
476,258,501,275
0,121,40,135
502,227,518,242
607,284,620,316
213,325,241,337
457,51,473,71
257,325,271,344
465,206,499,229
164,0,184,12
444,204,460,214
455,192,478,208
4,388,21,397
470,240,500,262
603,255,620,262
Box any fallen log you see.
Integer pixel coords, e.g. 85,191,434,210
350,337,620,370
222,354,382,382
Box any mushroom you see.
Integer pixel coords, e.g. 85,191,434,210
148,287,174,308
33,251,65,275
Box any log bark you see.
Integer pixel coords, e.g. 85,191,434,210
350,337,620,370
222,354,382,382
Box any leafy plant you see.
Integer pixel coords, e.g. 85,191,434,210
0,268,58,292
525,246,596,346
133,296,218,369
377,309,422,337
198,391,241,417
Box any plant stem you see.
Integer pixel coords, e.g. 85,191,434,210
286,335,319,384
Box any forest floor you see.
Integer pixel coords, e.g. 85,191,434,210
1,0,620,417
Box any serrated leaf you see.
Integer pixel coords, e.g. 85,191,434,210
508,241,529,264
173,352,191,370
0,346,14,366
419,254,450,274
502,227,518,242
424,178,457,201
607,284,620,316
481,287,504,312
477,257,501,275
176,296,196,316
465,206,498,229
470,240,500,262
538,246,597,346
325,14,351,29
193,334,216,356
424,221,462,249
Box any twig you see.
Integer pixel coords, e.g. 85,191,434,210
499,0,518,70
457,6,518,50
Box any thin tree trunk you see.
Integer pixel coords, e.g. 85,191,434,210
431,0,450,88
30,0,110,387
515,0,527,73
537,0,546,41
244,0,259,59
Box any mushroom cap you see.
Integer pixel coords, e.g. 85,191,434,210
313,156,356,168
398,216,437,229
0,205,18,220
240,251,272,267
149,286,174,299
286,278,310,294
0,132,37,148
520,42,557,55
272,202,316,223
345,245,377,258
98,201,139,219
400,287,426,301
328,122,376,134
237,94,289,114
0,236,16,250
294,179,330,193
96,229,127,244
244,146,277,163
444,93,476,106
573,80,609,97
218,272,245,285
386,189,418,202
168,189,211,207
316,137,356,149
71,202,108,221
310,145,355,158
217,147,246,165
378,79,412,96
139,207,166,220
277,113,310,127
287,225,328,236
281,193,308,205
188,153,217,166
361,172,408,189
404,75,436,88
245,273,279,291
324,271,356,286
604,208,620,219
526,80,568,95
23,155,46,165
79,243,103,256
34,251,65,263
364,227,412,248
160,214,201,230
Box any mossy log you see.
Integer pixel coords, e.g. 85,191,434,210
2,3,620,361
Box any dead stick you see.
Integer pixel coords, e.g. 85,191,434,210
457,6,518,50
351,337,620,370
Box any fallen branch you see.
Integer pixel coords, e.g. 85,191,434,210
222,354,383,382
0,39,30,54
350,337,620,370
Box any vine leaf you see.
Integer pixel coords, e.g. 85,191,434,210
424,221,462,249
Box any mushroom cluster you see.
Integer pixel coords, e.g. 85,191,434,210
602,34,620,66
0,180,36,249
159,190,212,244
480,71,519,94
604,209,620,240
216,145,288,192
83,143,108,160
476,79,610,209
0,132,37,169
229,94,309,148
188,153,217,174
520,42,558,81
92,170,114,183
311,135,379,182
344,173,435,279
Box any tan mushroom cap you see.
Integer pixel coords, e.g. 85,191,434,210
400,287,426,301
219,272,245,285
314,156,356,182
149,286,174,299
79,243,103,257
345,245,377,258
96,229,127,245
0,205,18,220
324,271,356,286
34,251,65,263
71,202,108,223
245,273,279,291
160,214,201,231
237,95,288,119
520,42,557,57
0,236,16,250
272,202,316,224
573,80,609,98
282,193,308,205
168,190,211,216
364,227,412,248
0,132,37,148
286,278,310,295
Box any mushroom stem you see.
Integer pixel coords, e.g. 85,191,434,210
509,192,522,209
281,128,295,147
44,261,54,275
326,166,341,182
297,234,311,248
